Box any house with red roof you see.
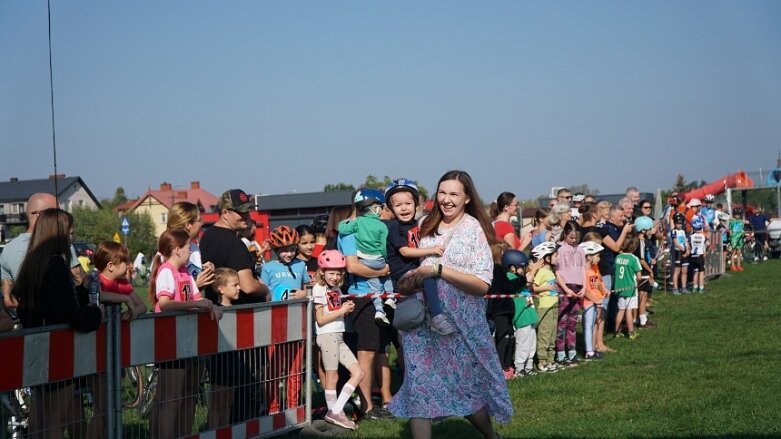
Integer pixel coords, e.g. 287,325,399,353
119,181,217,237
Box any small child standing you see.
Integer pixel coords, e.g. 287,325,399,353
634,216,658,328
671,213,691,295
487,246,526,379
579,241,608,360
554,222,585,366
148,230,221,439
689,217,709,293
500,250,538,378
87,241,148,439
384,179,453,335
207,268,253,429
338,188,394,326
531,242,560,373
729,207,746,272
262,225,311,414
262,226,310,300
312,250,364,430
614,236,642,340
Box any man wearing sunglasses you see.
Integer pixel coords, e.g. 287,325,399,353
556,188,573,207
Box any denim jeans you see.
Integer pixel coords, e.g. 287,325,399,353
582,304,596,354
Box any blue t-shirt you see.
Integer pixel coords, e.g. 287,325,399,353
749,213,768,232
337,232,372,295
261,259,310,301
700,207,715,226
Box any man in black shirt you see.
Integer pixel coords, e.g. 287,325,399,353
201,189,268,303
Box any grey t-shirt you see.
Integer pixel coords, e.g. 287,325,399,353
1,232,79,310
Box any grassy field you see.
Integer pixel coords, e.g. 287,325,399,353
298,260,781,438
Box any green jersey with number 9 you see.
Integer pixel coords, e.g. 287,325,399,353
614,252,641,298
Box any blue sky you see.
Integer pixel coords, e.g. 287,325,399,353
1,1,779,203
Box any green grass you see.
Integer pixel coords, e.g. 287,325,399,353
298,260,781,438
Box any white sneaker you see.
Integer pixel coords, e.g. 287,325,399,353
763,256,768,261
430,314,457,335
324,410,356,430
374,311,390,327
384,297,397,309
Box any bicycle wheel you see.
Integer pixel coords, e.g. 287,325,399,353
122,366,144,409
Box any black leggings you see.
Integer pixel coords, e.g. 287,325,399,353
492,315,515,369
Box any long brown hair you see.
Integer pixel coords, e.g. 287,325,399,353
420,170,496,244
12,208,74,312
325,205,353,241
488,191,516,219
148,229,191,306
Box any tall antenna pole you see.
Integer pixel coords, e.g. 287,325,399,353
47,0,59,202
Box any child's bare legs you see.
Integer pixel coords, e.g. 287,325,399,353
614,308,626,334
672,267,680,290
624,307,635,334
680,266,689,292
595,307,613,352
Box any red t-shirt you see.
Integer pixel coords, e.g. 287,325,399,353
99,273,134,295
493,221,520,249
312,243,325,258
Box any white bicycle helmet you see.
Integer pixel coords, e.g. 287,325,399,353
572,193,586,202
531,241,558,259
578,241,604,255
704,194,715,202
718,212,731,222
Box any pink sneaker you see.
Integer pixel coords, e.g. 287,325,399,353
431,314,457,335
503,367,515,380
324,410,357,430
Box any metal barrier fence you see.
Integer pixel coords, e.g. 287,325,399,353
704,230,725,279
1,299,312,439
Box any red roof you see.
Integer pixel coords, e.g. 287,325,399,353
126,181,218,212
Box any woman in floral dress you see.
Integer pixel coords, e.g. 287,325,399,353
390,170,513,439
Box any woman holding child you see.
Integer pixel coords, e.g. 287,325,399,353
390,170,512,439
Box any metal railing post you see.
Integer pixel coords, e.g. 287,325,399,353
305,287,313,425
113,305,123,438
104,305,117,438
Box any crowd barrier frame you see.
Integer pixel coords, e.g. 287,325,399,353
1,298,312,439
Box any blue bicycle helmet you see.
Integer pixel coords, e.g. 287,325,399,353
634,216,654,232
384,178,420,207
691,216,704,231
501,250,529,269
353,188,385,209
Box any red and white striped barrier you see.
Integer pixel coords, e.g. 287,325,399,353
120,301,306,368
0,301,306,392
0,324,107,392
183,407,306,439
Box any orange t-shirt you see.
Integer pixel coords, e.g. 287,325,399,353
583,264,605,308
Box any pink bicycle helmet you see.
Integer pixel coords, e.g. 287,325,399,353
318,250,347,269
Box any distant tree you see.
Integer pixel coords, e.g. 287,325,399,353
672,174,687,194
71,206,157,259
324,183,356,192
7,225,26,240
324,176,429,200
100,186,130,209
568,183,600,196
